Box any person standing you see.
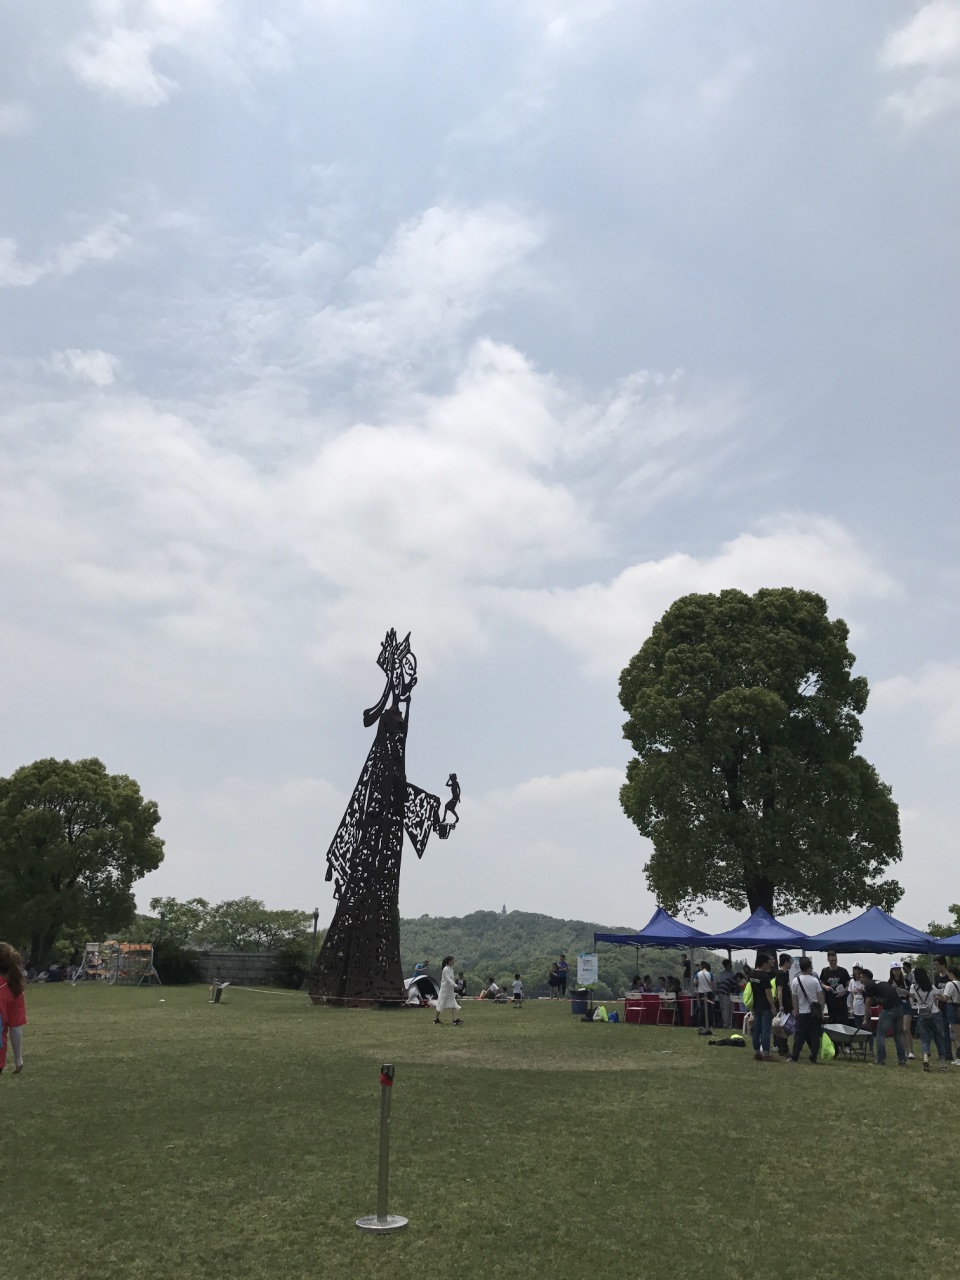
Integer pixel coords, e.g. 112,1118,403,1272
933,956,955,1062
547,963,560,999
0,943,27,1075
819,951,851,1024
773,954,794,1057
890,963,915,1060
747,954,777,1061
789,957,825,1064
695,961,716,1033
716,959,740,1029
681,954,692,993
910,967,950,1072
847,965,874,1054
434,955,463,1026
861,968,907,1066
557,955,569,998
512,974,523,1008
939,963,960,1066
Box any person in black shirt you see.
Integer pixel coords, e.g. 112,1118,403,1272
861,968,907,1066
747,953,776,1060
819,951,851,1023
773,954,794,1056
681,954,692,992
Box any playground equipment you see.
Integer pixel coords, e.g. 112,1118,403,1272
73,940,161,986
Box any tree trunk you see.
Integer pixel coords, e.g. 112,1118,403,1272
745,878,776,915
37,924,61,969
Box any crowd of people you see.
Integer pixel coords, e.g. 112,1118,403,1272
689,950,960,1068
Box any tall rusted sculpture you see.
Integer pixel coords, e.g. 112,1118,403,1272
310,629,458,1005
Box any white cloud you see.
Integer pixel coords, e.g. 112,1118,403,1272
873,661,960,743
0,216,129,289
51,349,121,387
303,204,544,374
137,773,345,910
880,0,960,125
400,765,648,923
68,0,228,105
0,101,36,137
492,515,897,677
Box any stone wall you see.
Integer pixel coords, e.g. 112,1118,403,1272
195,951,279,986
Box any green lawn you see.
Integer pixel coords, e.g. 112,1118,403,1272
5,986,958,1280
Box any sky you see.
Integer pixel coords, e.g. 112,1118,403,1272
1,1,958,942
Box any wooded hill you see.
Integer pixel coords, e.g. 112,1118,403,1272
399,910,689,999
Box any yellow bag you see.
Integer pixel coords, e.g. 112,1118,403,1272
819,1032,836,1061
743,983,753,1010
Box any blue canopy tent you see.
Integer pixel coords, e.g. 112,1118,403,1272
929,933,960,958
594,907,710,950
699,906,806,952
594,907,711,1015
804,906,940,955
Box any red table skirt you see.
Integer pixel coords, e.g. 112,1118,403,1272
624,994,694,1025
623,994,746,1028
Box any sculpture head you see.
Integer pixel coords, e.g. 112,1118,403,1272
364,628,418,726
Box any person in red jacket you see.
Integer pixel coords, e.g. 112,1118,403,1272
0,943,27,1075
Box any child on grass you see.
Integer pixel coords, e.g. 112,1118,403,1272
512,974,523,1007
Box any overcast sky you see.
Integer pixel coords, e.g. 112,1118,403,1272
1,1,958,941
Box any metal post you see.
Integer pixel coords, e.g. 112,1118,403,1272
356,1064,408,1233
309,908,320,970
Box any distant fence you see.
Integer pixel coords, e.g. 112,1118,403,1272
194,951,279,985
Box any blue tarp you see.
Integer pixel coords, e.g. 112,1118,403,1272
594,906,710,950
699,906,806,951
804,906,939,955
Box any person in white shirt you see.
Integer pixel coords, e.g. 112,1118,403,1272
695,961,716,1033
910,966,949,1071
941,964,960,1066
846,965,874,1052
434,955,463,1026
512,974,523,1007
788,957,826,1064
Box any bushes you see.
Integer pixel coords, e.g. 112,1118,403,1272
274,940,311,990
152,940,204,985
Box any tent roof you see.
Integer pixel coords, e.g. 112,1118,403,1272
929,933,960,958
804,906,938,954
594,906,710,950
699,906,806,950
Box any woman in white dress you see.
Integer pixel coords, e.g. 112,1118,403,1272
434,955,463,1026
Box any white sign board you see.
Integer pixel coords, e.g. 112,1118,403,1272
577,953,598,986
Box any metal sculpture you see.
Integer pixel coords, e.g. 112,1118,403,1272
310,629,458,1005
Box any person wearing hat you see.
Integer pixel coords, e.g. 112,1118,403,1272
861,968,907,1066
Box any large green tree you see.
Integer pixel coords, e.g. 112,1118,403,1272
618,587,902,917
0,758,164,965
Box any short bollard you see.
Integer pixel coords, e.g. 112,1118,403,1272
356,1064,408,1233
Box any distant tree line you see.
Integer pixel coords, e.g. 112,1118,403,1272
397,910,693,999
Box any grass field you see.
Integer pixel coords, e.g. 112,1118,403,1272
5,986,958,1280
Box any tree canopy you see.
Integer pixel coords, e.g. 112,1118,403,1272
147,896,313,952
618,587,902,917
0,757,164,965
